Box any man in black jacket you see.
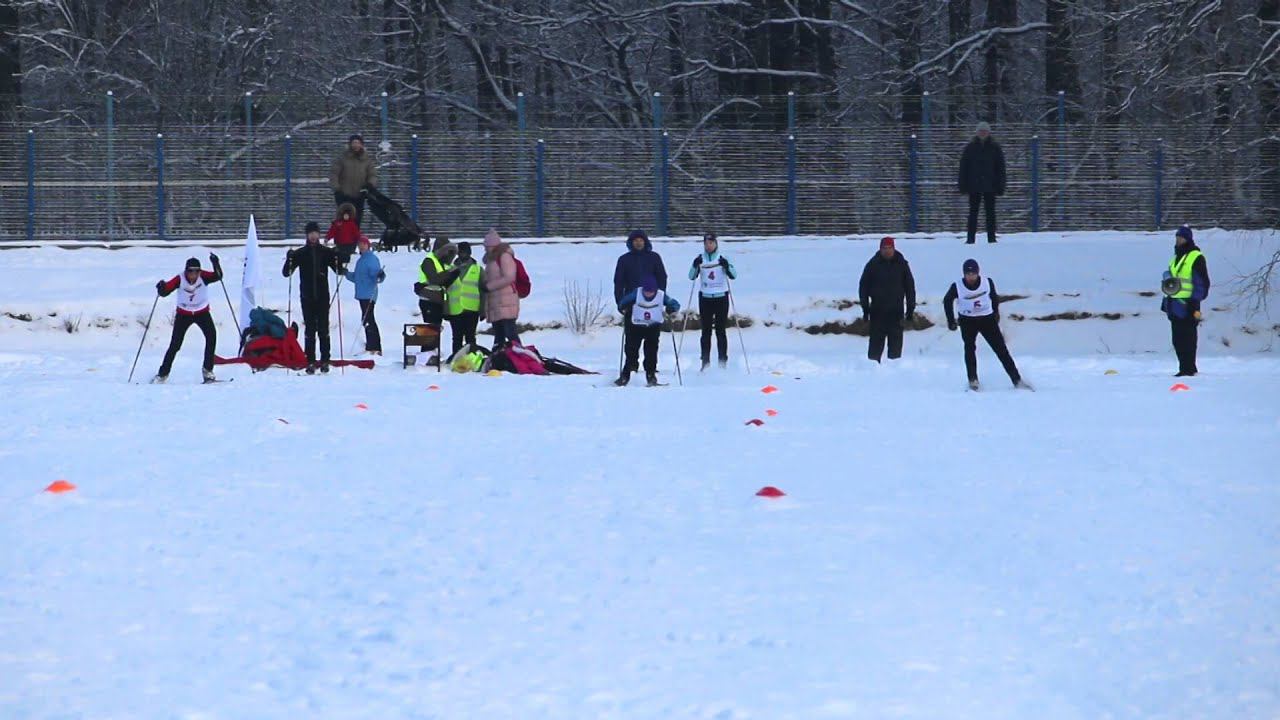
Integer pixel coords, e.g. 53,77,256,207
858,236,916,362
958,122,1007,244
283,221,343,373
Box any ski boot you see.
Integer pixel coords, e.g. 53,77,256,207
968,379,980,391
202,369,217,384
718,357,728,369
305,363,317,375
700,357,710,372
150,374,168,384
646,373,660,387
614,371,631,387
320,361,331,374
1014,379,1034,391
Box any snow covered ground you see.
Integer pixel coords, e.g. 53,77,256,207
2,230,1279,718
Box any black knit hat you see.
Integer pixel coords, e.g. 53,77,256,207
348,133,364,144
963,258,980,274
185,257,201,271
304,221,321,235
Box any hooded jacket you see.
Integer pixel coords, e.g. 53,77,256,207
958,136,1007,195
613,232,668,303
329,148,378,198
483,243,521,322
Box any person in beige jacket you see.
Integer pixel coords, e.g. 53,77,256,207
482,229,521,348
329,133,378,227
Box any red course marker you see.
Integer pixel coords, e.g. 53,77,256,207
45,480,76,494
1170,383,1191,392
761,385,779,394
765,409,779,417
354,403,369,410
756,486,785,498
427,385,441,391
745,418,765,427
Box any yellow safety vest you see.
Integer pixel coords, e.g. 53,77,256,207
447,261,482,315
418,253,447,290
1166,250,1203,299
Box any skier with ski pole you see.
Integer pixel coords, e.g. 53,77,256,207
282,221,342,374
615,276,680,386
612,228,668,381
151,254,225,384
942,258,1031,391
687,231,737,370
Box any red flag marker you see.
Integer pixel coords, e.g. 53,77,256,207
756,486,785,498
427,385,441,391
1170,383,1190,392
765,409,779,417
761,385,779,394
354,403,369,410
45,480,76,494
745,418,765,426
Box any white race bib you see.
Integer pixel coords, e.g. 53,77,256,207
699,262,729,295
176,276,210,313
631,289,665,325
956,278,994,317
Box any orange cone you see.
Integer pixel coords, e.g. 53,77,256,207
765,409,779,417
761,385,779,394
427,385,441,391
756,486,785,498
45,480,76,494
1170,383,1190,392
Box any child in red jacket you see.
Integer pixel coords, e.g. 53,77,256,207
327,202,364,264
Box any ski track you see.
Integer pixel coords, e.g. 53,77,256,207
1,230,1278,719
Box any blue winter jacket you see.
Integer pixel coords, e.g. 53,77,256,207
617,288,681,323
686,251,738,298
613,234,668,303
344,250,385,301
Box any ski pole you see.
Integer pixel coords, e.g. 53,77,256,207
668,317,683,387
286,271,293,327
726,277,751,375
617,314,627,378
677,278,696,356
351,299,373,355
127,295,161,383
215,260,241,354
335,276,346,375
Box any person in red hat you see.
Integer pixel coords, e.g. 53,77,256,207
858,236,916,362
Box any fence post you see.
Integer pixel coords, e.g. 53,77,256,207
652,92,664,234
922,91,931,129
787,91,795,133
244,92,253,185
786,134,797,235
283,135,293,240
1030,135,1041,232
517,92,526,131
1154,138,1164,231
25,129,35,243
535,139,545,237
659,131,670,236
1057,91,1066,227
908,134,919,233
106,91,115,242
155,133,166,241
380,91,389,145
409,134,420,224
1057,90,1066,126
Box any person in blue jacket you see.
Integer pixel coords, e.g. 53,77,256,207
344,236,386,355
613,229,667,303
1160,225,1210,376
687,231,738,370
615,277,680,387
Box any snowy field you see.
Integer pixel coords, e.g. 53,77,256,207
2,230,1279,719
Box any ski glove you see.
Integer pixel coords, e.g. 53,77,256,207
948,320,958,331
376,270,386,283
719,257,729,268
155,280,166,295
209,252,220,266
693,256,702,268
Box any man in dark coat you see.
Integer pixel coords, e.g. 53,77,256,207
858,236,917,362
283,221,343,373
613,229,668,377
957,122,1007,244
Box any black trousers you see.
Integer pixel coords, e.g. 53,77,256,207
868,310,904,361
159,311,216,375
699,295,730,362
967,192,997,243
301,298,331,364
959,314,1020,383
1170,317,1199,374
419,300,444,328
358,298,382,352
491,318,521,349
448,311,480,356
334,191,366,228
624,320,662,375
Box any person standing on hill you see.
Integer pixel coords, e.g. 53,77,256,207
957,122,1006,244
283,221,343,374
1161,225,1210,377
858,236,916,362
329,133,378,228
153,254,224,384
943,258,1030,391
688,232,738,370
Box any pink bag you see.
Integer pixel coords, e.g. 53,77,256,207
502,343,548,375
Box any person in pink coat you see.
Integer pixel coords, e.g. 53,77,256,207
482,229,521,348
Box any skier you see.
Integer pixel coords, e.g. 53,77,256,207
942,258,1030,391
343,236,385,355
282,221,343,374
445,241,483,358
153,254,224,383
613,229,667,380
615,277,680,386
1161,224,1210,377
687,231,737,370
858,236,916,362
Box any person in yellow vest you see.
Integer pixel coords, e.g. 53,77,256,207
1161,225,1210,377
445,241,483,358
414,237,460,330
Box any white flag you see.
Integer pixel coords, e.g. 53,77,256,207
239,215,262,332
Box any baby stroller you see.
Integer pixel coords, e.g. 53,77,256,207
365,186,424,252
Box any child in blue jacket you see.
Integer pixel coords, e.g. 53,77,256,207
616,277,680,386
344,237,386,354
